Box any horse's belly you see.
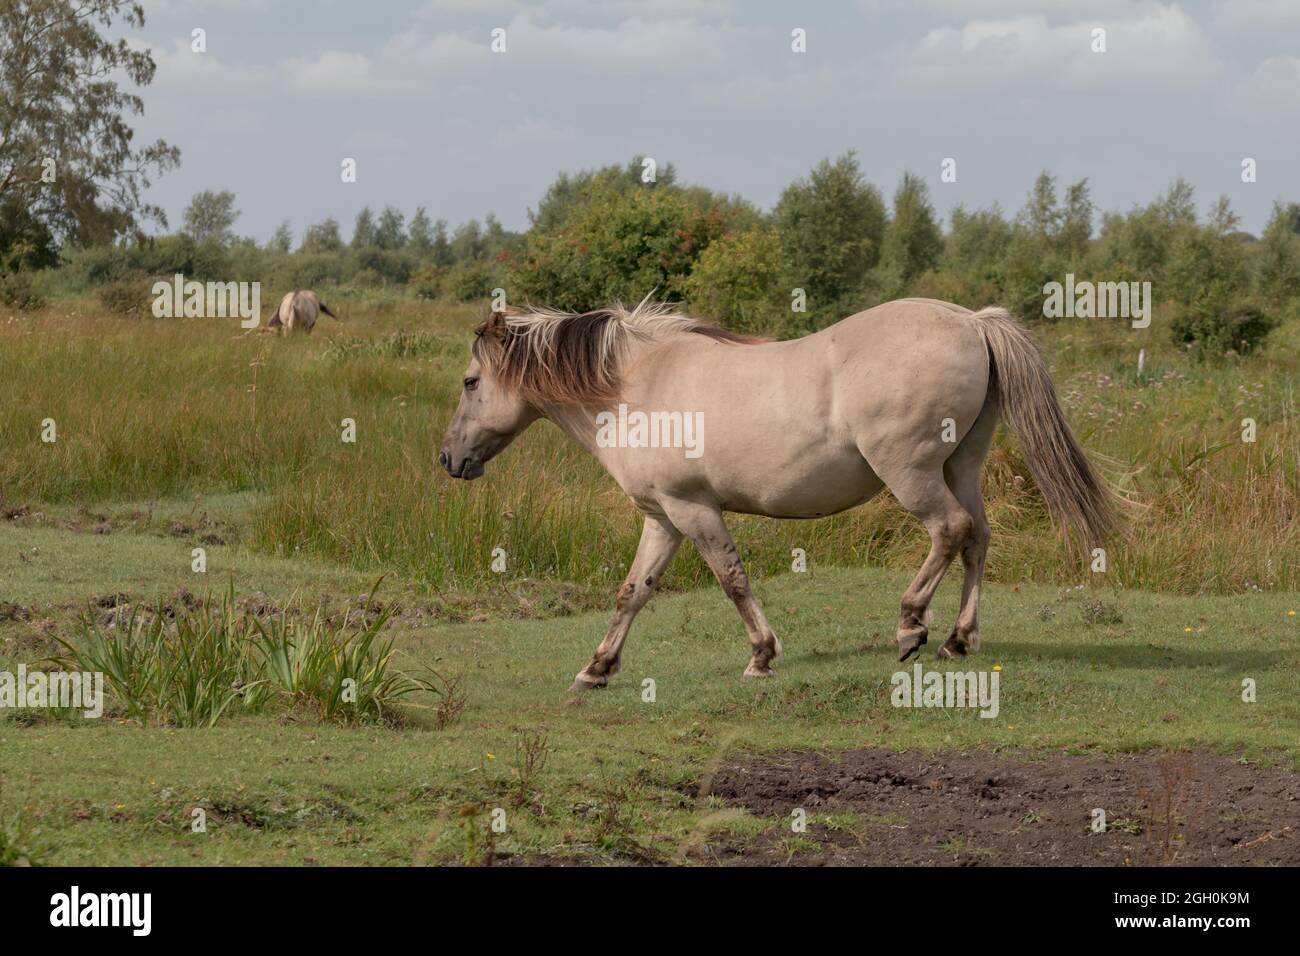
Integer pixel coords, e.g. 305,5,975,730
717,453,884,519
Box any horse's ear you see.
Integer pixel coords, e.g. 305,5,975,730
477,309,507,341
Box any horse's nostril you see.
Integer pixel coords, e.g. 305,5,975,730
438,450,449,470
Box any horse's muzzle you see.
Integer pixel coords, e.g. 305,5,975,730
439,449,484,480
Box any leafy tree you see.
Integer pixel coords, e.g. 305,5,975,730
301,217,342,253
1167,216,1248,312
1276,202,1300,235
1159,177,1197,227
1058,179,1094,259
943,204,1012,273
1257,201,1300,300
1090,179,1201,287
0,196,59,270
375,205,406,250
529,156,678,234
351,207,375,248
879,172,943,283
0,0,179,247
773,152,886,314
268,221,293,253
509,187,726,311
182,190,238,248
408,207,433,254
1163,206,1274,357
1207,195,1240,235
684,229,787,335
431,219,453,266
451,219,483,262
1019,172,1062,240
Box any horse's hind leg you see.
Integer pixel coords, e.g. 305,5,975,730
882,469,974,662
661,498,781,678
938,397,997,659
570,513,682,692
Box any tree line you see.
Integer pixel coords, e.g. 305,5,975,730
2,3,1296,357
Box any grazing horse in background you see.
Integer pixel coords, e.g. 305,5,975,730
439,298,1121,692
268,289,339,333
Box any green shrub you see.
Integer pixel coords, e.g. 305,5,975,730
274,251,349,289
351,266,388,289
1169,300,1278,357
683,229,788,334
97,278,153,318
443,259,500,303
0,270,47,311
409,264,445,300
509,186,726,311
0,776,50,867
356,247,415,285
51,587,453,727
1166,223,1249,315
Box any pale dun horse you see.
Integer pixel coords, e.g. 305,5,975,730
439,298,1121,692
268,289,339,333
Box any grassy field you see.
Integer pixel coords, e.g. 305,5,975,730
2,297,1298,596
1,297,1298,864
3,533,1297,865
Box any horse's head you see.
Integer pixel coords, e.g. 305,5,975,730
438,310,539,480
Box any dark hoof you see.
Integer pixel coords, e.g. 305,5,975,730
936,641,965,660
897,629,928,662
937,633,972,660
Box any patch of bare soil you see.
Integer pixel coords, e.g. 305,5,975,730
701,748,1299,866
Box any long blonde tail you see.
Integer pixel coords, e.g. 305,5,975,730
966,307,1124,550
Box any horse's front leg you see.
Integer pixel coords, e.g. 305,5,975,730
570,513,682,692
662,499,782,679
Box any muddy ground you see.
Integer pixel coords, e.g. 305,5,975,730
697,748,1299,866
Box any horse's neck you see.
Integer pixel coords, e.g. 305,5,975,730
541,403,602,456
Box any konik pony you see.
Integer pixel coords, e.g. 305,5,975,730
268,289,339,334
439,298,1120,691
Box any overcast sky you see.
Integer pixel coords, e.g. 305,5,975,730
127,0,1300,243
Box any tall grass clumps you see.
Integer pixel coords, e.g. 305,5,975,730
50,587,455,728
0,777,49,867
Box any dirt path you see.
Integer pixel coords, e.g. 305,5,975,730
701,748,1299,866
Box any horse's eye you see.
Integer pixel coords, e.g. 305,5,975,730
464,377,480,391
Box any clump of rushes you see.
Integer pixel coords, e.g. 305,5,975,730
50,583,455,728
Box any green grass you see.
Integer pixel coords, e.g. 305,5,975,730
0,294,1297,864
3,557,1297,864
1,298,1297,594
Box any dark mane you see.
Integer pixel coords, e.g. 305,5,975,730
471,303,762,405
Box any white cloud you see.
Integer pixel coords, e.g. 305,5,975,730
1211,0,1300,35
281,51,385,95
1236,55,1300,119
886,6,1226,96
